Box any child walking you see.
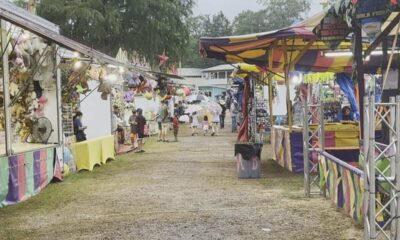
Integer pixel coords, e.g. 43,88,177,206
203,115,209,136
172,114,179,142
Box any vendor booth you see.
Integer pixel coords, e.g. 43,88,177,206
200,13,359,173
0,1,65,206
199,5,397,238
0,1,135,205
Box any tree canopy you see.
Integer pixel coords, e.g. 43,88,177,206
182,0,311,68
181,12,232,68
37,0,195,66
14,0,311,68
232,0,311,35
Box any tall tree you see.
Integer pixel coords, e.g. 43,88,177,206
257,0,311,29
181,12,232,68
36,0,194,66
232,10,269,35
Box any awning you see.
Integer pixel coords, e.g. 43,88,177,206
0,0,126,68
200,13,355,73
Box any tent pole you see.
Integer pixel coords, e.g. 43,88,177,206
268,75,274,129
282,39,292,130
354,24,365,139
56,46,63,150
1,20,12,155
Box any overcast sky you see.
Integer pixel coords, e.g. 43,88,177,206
193,0,323,20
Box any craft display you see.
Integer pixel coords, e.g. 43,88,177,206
2,29,59,145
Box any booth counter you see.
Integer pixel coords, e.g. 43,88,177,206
0,146,63,207
271,122,360,173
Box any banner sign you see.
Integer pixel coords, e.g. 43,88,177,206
313,13,350,49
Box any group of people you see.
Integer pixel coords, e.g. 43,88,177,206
189,99,230,137
72,96,239,153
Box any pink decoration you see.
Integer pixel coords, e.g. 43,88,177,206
183,86,191,96
35,96,48,117
158,51,169,67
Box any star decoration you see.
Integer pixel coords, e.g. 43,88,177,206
158,51,169,67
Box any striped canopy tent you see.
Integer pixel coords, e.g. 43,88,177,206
200,13,355,75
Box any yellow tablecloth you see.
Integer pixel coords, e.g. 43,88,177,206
71,135,115,171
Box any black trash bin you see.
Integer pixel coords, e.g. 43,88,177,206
234,143,262,179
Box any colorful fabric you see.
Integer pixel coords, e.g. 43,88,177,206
0,147,60,207
200,18,354,73
319,155,364,223
271,127,303,173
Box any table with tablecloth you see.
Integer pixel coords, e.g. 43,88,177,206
71,135,115,171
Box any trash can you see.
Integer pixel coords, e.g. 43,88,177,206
234,143,262,179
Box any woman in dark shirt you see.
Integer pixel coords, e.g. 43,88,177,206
135,108,146,153
342,106,353,121
73,111,87,142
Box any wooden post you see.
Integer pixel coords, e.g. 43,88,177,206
282,39,292,130
354,24,365,138
268,74,274,129
1,20,12,155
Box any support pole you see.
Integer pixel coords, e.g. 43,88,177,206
56,46,64,158
268,75,274,129
319,100,325,197
363,96,370,239
368,96,376,239
303,100,310,197
1,20,12,155
390,97,396,239
395,96,400,240
354,24,365,139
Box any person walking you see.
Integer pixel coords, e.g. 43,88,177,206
219,99,227,129
172,114,179,142
211,110,220,136
230,101,239,133
73,111,87,142
135,108,146,153
129,109,138,149
156,101,169,142
191,111,199,136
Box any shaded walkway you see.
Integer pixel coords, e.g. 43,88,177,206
0,127,361,239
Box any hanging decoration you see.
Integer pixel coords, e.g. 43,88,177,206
158,51,169,67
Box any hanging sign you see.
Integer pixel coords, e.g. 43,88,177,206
353,0,389,19
361,17,383,42
313,13,350,49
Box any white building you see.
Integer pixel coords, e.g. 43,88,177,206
177,64,236,99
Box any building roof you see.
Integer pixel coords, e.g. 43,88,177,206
202,64,238,72
177,68,202,77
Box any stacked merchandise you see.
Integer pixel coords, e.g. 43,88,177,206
255,99,270,143
62,104,74,137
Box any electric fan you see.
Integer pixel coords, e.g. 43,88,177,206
31,117,53,144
